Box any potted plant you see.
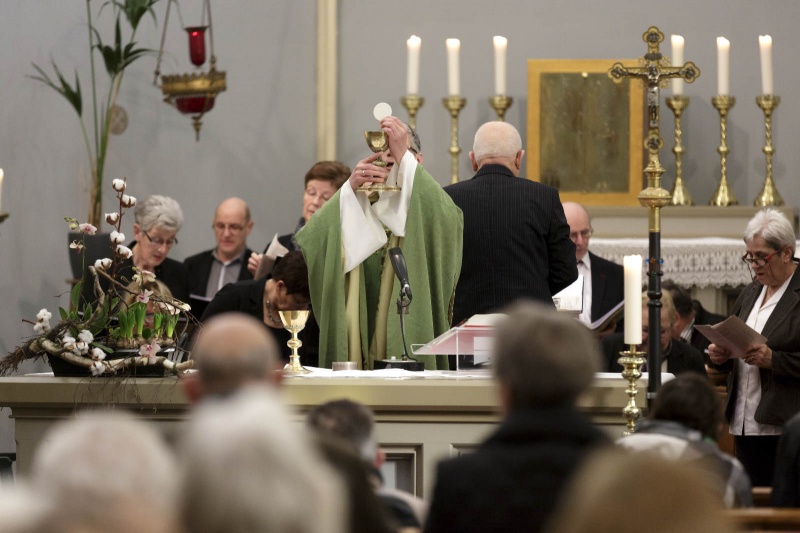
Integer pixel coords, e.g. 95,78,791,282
31,0,163,276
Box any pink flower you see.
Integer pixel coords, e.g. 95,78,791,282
132,269,156,285
69,240,85,253
139,342,161,365
136,289,153,304
78,223,97,235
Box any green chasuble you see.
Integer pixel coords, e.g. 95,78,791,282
296,165,463,369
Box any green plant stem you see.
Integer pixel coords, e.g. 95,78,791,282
86,0,99,160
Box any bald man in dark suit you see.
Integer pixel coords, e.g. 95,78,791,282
444,121,577,326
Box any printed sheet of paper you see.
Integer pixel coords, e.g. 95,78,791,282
695,315,767,358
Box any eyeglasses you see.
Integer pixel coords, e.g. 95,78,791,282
213,222,245,234
143,230,178,248
569,228,593,242
742,250,778,267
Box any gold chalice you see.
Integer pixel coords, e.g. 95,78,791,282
279,309,311,375
359,131,401,193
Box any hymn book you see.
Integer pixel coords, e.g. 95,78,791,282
695,316,767,358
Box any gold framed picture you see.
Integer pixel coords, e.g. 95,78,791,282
526,59,645,206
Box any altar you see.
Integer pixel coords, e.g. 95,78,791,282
0,371,645,498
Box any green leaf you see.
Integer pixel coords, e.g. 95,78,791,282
28,62,83,117
71,281,83,312
91,341,114,353
59,307,69,321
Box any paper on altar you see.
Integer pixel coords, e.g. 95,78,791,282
552,275,583,313
695,316,767,359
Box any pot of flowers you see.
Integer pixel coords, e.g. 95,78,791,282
1,178,193,378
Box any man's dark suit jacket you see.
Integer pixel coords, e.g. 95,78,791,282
424,407,609,533
587,251,624,322
601,333,705,375
721,266,800,427
690,301,725,354
443,164,577,326
184,247,254,298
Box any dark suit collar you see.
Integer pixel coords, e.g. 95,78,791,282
473,164,517,180
482,406,608,449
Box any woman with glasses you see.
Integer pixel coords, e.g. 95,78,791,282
81,195,189,306
708,208,800,487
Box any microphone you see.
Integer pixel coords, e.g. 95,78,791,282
388,247,412,301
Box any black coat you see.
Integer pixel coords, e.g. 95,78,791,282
601,332,706,376
444,165,577,325
424,407,609,533
588,251,624,322
184,247,254,298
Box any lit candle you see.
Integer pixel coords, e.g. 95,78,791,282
623,255,642,345
671,35,685,96
446,38,461,96
0,168,4,212
406,35,421,95
493,36,507,95
717,36,730,95
759,35,773,95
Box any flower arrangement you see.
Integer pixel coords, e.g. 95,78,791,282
30,0,162,228
1,178,193,377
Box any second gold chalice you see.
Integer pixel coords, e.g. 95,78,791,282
358,131,401,193
279,309,311,376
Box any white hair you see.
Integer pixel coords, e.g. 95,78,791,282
472,121,522,163
179,386,346,533
743,208,796,255
31,411,179,533
134,194,184,232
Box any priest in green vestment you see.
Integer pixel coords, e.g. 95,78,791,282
296,117,463,369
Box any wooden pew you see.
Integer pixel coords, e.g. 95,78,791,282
752,487,773,508
724,508,800,531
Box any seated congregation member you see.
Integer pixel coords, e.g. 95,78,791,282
30,412,180,533
562,201,623,332
184,197,254,305
772,412,800,506
200,250,319,365
663,279,725,357
182,312,283,403
82,194,189,305
178,387,346,533
444,122,577,327
296,117,462,370
307,399,427,530
545,450,734,533
616,373,753,508
247,160,350,277
601,291,705,376
709,207,800,487
424,302,609,533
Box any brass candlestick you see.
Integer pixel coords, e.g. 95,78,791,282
443,96,466,184
488,95,513,122
754,95,783,207
619,344,646,436
279,309,311,375
400,94,424,130
666,96,692,206
709,95,738,206
0,213,8,225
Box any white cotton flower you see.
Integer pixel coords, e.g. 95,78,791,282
37,309,52,321
91,348,106,361
112,179,126,192
78,223,97,235
91,361,106,376
74,341,89,355
94,258,112,270
61,335,76,351
33,322,45,335
110,231,125,245
121,194,137,208
116,245,133,259
77,329,93,343
105,212,120,225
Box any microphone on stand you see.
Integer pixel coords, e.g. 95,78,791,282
389,247,412,301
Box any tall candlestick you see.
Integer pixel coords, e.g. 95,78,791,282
406,35,421,95
446,38,461,96
759,35,774,95
493,36,507,95
623,255,642,345
671,35,685,96
717,36,730,95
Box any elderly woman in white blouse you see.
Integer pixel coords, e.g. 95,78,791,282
709,208,800,487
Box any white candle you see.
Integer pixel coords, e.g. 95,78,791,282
446,38,461,96
406,35,421,95
0,168,4,212
623,255,643,345
493,36,508,95
671,35,685,96
717,36,730,95
759,35,774,95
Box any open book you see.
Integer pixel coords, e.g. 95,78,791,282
589,300,624,332
552,275,583,313
695,316,767,358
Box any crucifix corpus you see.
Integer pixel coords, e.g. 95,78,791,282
607,26,700,406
